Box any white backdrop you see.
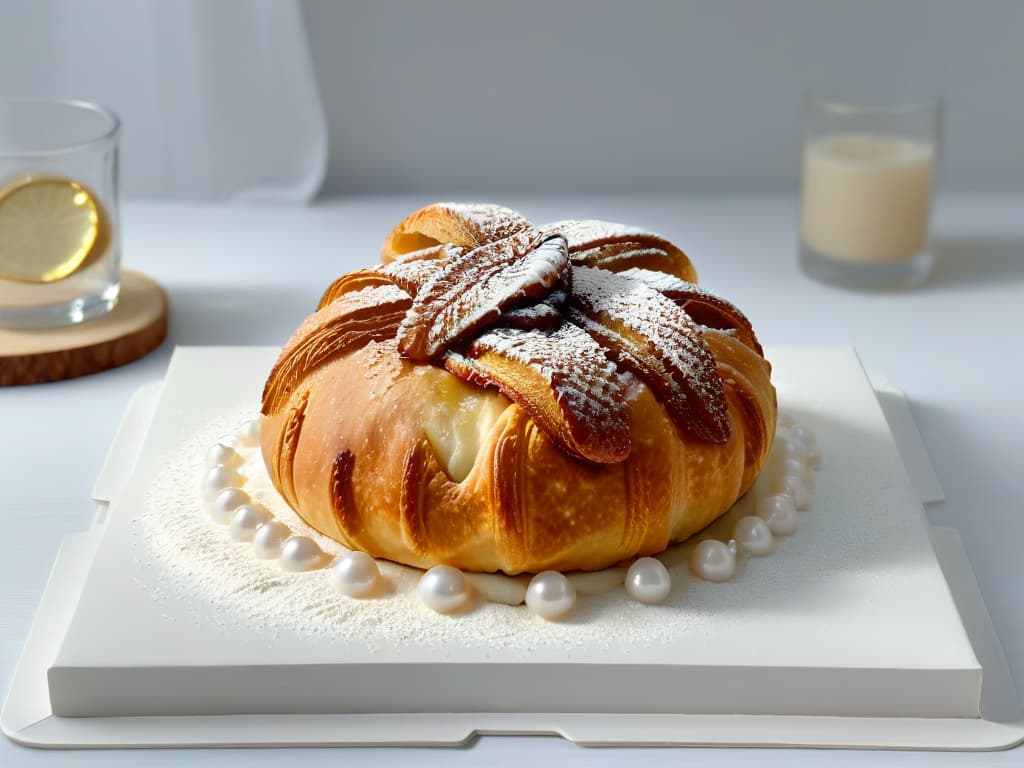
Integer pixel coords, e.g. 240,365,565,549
0,0,326,202
2,2,1022,199
306,0,1024,196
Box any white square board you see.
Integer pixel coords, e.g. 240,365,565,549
44,346,981,720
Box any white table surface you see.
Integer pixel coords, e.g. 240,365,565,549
2,195,1022,766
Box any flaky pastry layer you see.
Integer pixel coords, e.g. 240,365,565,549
261,203,776,574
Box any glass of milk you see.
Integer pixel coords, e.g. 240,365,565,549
799,90,942,290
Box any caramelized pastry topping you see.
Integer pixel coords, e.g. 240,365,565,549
264,284,411,415
382,202,534,261
498,301,564,331
318,249,452,309
444,324,632,464
317,268,395,310
381,255,448,297
567,266,728,443
543,219,698,282
397,231,568,360
616,267,763,355
266,203,767,462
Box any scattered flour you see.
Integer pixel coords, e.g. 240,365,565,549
141,406,718,654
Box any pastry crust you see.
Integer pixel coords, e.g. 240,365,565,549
261,204,776,574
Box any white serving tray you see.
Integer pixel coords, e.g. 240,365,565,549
3,346,1023,750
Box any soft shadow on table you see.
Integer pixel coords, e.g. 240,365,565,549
165,285,316,345
930,238,1024,291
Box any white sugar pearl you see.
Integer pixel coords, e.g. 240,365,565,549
253,520,291,559
781,458,814,493
790,423,817,450
526,570,577,620
776,436,806,462
235,419,261,447
690,540,736,582
733,516,774,556
625,557,672,604
202,465,243,501
229,503,272,542
774,473,811,510
782,457,813,486
757,493,798,535
280,536,324,572
206,443,242,470
802,442,823,468
207,487,250,524
418,565,470,614
790,425,822,467
332,551,381,598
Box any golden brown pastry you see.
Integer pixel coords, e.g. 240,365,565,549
261,203,776,574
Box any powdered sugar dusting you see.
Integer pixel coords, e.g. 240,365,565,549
572,244,673,270
140,410,705,651
618,267,704,296
431,234,567,353
542,219,696,280
380,256,443,297
435,202,533,246
470,323,633,446
569,266,729,442
499,300,563,331
284,204,761,463
618,268,761,354
397,231,568,359
543,219,660,250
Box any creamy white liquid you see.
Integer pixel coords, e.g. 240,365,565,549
801,134,935,264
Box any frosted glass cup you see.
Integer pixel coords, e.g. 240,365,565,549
0,100,121,328
799,91,942,290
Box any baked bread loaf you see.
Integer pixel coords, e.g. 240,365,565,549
260,203,776,574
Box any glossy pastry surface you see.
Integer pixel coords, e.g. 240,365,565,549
261,203,776,574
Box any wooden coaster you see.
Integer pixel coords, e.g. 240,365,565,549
0,270,168,386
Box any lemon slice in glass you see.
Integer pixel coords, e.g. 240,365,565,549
0,176,109,283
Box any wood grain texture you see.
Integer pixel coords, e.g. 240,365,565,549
0,270,167,386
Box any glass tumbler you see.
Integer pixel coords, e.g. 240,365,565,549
0,99,121,327
799,90,942,290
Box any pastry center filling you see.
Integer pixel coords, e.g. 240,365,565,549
420,372,509,482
